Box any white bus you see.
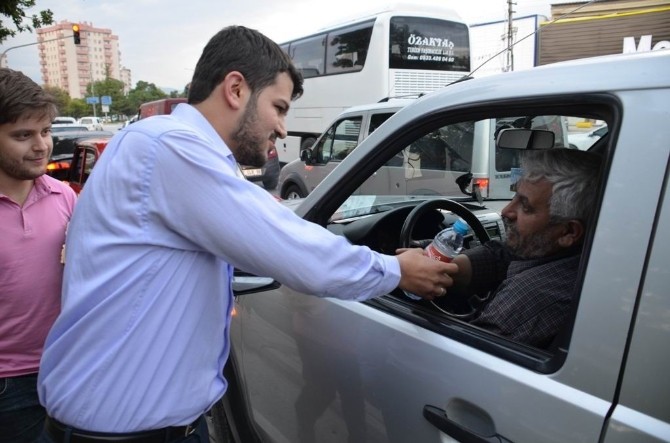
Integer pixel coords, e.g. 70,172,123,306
277,3,470,165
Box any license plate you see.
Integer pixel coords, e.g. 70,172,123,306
242,168,263,177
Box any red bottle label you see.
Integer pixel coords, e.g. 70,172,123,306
425,242,453,263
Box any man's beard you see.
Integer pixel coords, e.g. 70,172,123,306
231,96,268,167
0,151,47,181
503,217,559,259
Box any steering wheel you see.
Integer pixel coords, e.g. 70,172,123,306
400,199,490,248
399,198,491,320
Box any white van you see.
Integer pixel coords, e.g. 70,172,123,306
78,116,103,131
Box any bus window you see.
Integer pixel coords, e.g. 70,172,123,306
290,35,326,78
326,21,374,75
389,16,470,72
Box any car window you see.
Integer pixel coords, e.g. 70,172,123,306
368,112,396,134
314,116,362,163
323,108,611,366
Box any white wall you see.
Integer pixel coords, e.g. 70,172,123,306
470,14,546,78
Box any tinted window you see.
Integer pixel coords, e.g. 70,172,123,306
289,35,326,78
325,21,374,75
369,112,396,134
389,16,470,72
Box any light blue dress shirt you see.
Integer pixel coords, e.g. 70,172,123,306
37,104,400,432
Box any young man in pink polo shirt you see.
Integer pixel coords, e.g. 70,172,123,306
0,68,77,442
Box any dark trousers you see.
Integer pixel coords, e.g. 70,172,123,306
36,416,210,443
0,373,45,443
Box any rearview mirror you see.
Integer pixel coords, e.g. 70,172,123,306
496,128,555,150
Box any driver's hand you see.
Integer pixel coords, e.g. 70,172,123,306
395,248,458,300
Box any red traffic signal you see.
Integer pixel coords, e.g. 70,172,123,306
72,24,81,45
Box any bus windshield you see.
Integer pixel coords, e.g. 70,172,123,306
389,16,470,72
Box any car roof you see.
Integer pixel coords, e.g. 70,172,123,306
399,51,669,120
340,98,416,116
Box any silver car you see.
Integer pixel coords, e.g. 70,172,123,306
210,50,670,443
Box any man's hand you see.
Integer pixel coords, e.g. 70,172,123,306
396,248,459,300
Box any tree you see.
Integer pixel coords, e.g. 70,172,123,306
43,85,71,116
126,80,168,114
0,0,54,45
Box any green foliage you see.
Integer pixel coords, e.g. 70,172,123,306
43,85,70,116
0,0,54,45
41,77,188,120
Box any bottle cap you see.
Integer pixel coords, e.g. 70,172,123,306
453,218,470,235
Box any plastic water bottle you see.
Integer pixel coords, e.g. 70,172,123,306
425,218,469,263
404,218,470,301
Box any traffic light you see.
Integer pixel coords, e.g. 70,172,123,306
72,24,81,45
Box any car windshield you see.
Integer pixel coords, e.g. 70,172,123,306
330,114,589,222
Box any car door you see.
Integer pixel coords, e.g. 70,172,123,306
601,167,670,442
223,86,668,442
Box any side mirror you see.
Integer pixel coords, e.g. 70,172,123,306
496,128,555,150
300,148,313,163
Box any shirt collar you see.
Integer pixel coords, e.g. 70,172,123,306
170,103,234,160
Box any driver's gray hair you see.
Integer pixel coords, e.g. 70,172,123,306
521,148,602,227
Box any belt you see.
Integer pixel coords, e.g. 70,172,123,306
44,415,202,443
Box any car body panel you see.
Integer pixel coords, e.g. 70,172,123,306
215,51,670,443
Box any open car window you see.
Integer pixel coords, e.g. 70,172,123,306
320,107,611,371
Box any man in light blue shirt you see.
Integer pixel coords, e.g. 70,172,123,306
37,26,456,441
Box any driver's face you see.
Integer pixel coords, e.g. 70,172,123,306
501,178,565,259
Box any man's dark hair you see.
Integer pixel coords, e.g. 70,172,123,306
188,25,303,104
0,68,57,125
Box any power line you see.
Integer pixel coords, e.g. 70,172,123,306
469,0,604,78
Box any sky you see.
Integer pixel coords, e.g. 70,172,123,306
1,0,558,91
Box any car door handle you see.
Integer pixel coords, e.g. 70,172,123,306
423,405,512,443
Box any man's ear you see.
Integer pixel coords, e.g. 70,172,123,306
557,220,585,248
221,71,247,110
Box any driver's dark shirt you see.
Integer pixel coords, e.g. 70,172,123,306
462,241,581,348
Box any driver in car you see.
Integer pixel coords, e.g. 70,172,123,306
448,148,603,348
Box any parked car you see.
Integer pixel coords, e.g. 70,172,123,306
51,124,89,134
209,50,670,443
568,124,608,150
52,116,77,125
239,146,281,190
47,130,114,181
78,116,104,131
63,136,113,194
120,114,139,129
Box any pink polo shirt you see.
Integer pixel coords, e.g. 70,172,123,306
0,175,77,377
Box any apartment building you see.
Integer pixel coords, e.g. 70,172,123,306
36,21,131,99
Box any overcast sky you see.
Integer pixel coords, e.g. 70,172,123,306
1,0,558,91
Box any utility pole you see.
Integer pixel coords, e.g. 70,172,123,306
506,0,516,72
